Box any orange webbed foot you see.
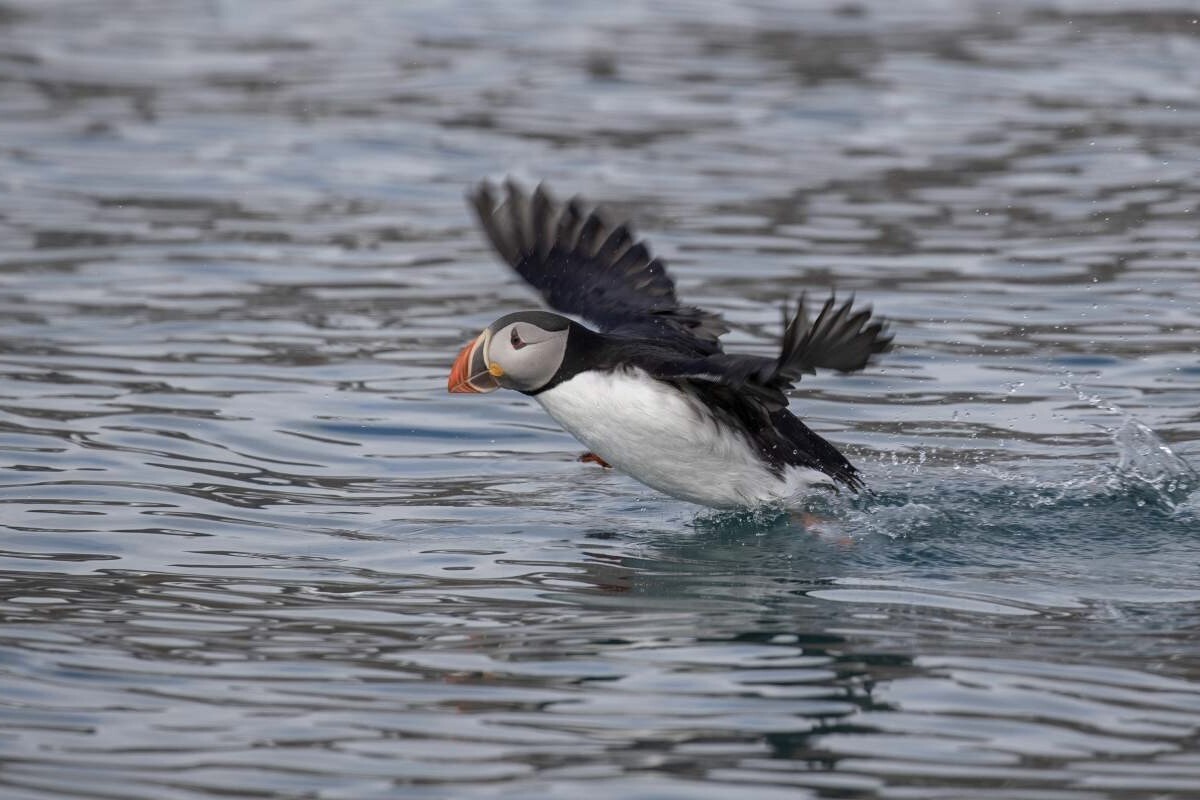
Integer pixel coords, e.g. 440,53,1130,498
790,511,855,548
579,452,612,468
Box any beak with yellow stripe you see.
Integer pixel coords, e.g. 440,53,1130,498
447,310,573,396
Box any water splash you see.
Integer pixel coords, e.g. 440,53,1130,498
814,381,1200,540
691,504,795,533
1112,416,1198,504
1062,377,1198,509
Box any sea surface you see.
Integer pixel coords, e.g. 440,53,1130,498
1,1,1199,798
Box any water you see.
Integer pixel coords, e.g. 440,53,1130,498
1,1,1199,797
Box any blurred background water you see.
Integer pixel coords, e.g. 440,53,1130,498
1,1,1199,798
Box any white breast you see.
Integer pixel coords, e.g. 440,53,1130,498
534,368,829,508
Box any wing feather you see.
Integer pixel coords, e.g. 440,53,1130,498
469,180,727,351
627,293,892,410
775,292,892,380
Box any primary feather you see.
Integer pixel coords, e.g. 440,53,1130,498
470,180,728,353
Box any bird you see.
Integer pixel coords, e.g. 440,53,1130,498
448,180,892,509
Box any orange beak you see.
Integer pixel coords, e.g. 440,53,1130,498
448,331,500,393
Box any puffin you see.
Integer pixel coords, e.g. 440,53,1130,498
448,180,892,509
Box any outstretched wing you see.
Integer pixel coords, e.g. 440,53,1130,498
628,294,892,410
774,293,893,380
469,180,727,353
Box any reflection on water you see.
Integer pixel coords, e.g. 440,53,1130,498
1,1,1199,798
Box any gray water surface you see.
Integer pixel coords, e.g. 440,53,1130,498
2,1,1199,798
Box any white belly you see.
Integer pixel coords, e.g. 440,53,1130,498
534,368,829,508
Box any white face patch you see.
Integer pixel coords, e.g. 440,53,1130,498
488,321,569,392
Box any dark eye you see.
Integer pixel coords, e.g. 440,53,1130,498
510,328,526,350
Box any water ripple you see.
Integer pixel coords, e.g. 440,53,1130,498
1,1,1199,798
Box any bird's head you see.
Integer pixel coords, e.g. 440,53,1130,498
448,310,572,394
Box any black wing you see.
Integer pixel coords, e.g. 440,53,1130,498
775,293,892,379
470,180,727,354
629,294,893,410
